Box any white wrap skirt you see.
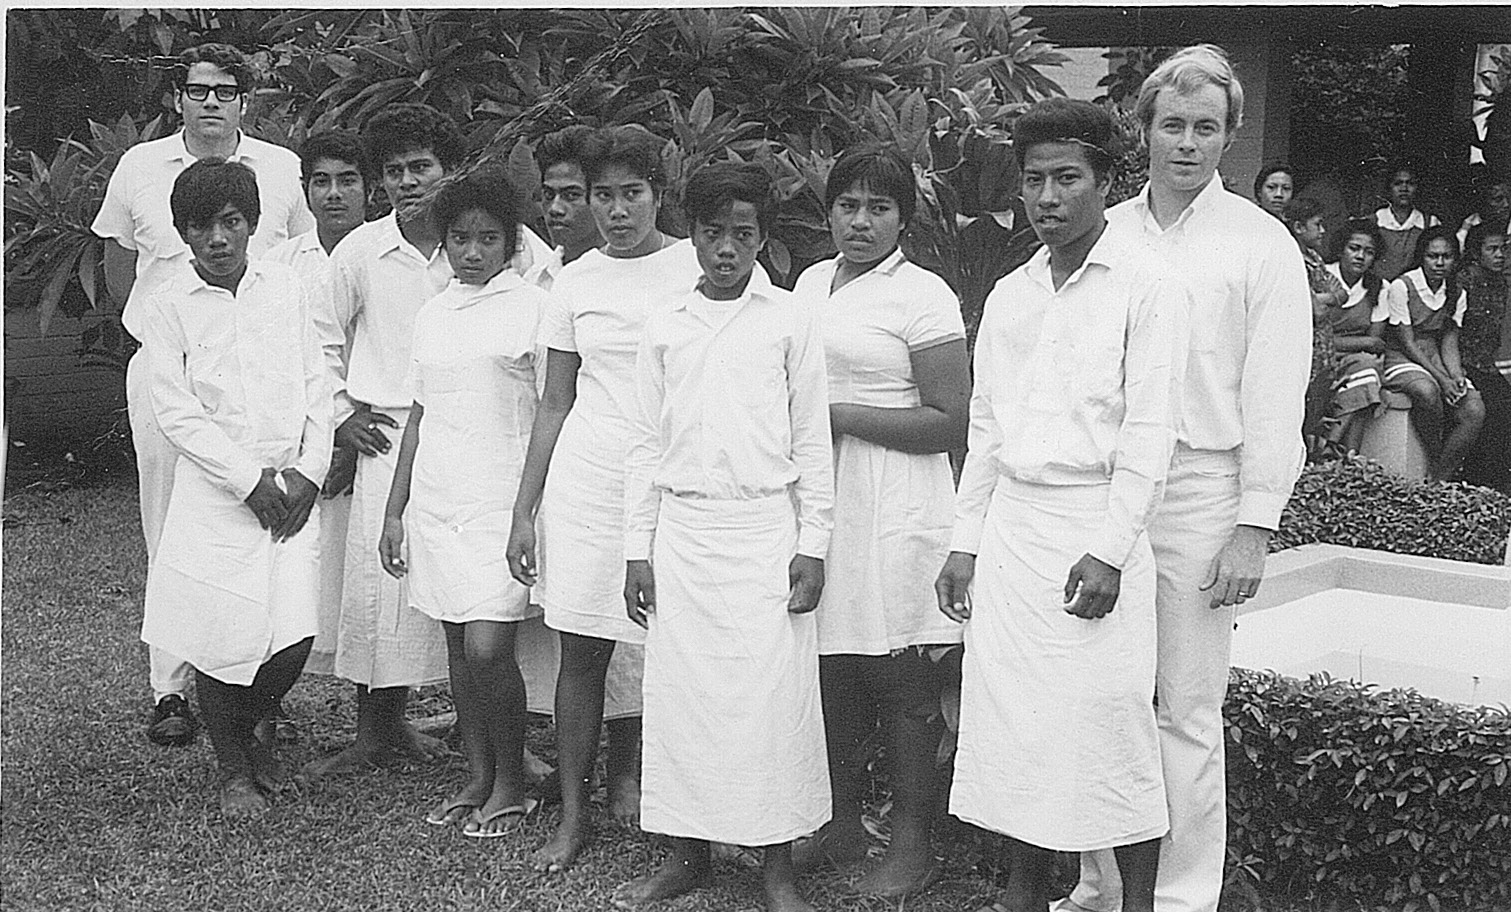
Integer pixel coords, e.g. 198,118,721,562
302,489,350,676
516,617,645,719
640,494,830,845
333,407,449,689
949,478,1168,852
142,461,320,686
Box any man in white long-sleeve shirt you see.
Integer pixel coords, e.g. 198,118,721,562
1060,44,1311,912
93,42,312,747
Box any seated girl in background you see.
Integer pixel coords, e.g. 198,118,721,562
1456,219,1511,491
1322,219,1389,452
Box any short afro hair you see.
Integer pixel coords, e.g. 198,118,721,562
176,42,254,93
1012,98,1121,183
1333,217,1384,260
581,125,668,190
824,144,916,226
1282,196,1326,229
298,130,366,186
432,168,523,257
361,103,467,175
1463,217,1510,264
171,158,260,235
535,125,597,176
683,162,774,235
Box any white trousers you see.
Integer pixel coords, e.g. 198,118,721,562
1069,447,1241,912
127,351,194,702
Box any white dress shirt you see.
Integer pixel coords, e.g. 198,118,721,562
1325,262,1390,321
950,229,1189,569
92,131,313,337
624,271,835,561
1386,268,1468,327
1106,173,1311,531
325,213,454,422
1375,207,1440,232
140,260,331,499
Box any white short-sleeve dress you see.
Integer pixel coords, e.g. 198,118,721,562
407,271,549,623
535,240,704,643
794,250,966,655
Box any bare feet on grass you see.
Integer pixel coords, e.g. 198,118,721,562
392,721,451,761
220,775,269,819
791,818,870,873
850,844,938,898
763,881,816,912
611,854,712,908
607,772,641,825
530,814,593,873
298,739,385,782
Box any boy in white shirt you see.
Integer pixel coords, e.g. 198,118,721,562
618,163,833,912
139,159,329,817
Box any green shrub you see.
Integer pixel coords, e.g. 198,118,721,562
1225,668,1511,911
1273,456,1511,565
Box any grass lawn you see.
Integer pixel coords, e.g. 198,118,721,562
3,481,1020,912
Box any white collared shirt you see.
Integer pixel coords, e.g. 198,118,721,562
140,259,331,500
91,130,313,337
949,229,1189,569
1375,207,1440,232
1324,262,1390,321
793,248,965,407
1386,268,1468,326
1105,172,1311,530
624,271,835,561
325,213,454,421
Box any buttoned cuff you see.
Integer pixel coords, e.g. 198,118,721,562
1087,524,1137,572
1236,491,1288,531
624,531,654,562
948,519,984,556
796,526,830,560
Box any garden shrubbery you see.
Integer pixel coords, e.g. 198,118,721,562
1273,455,1511,565
1224,669,1511,911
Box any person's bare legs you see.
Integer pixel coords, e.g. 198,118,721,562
854,650,944,897
463,620,531,835
429,623,493,824
1433,390,1485,482
1399,376,1446,464
986,838,1054,912
794,654,875,872
763,841,816,912
301,684,445,780
612,836,712,907
531,631,614,871
606,715,642,823
1111,839,1160,912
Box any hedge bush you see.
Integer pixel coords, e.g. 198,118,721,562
1273,456,1511,565
1225,668,1511,911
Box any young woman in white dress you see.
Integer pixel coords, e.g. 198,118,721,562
507,125,703,872
380,170,548,837
790,145,971,897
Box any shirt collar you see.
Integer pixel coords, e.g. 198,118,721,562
674,265,778,313
1376,207,1427,232
374,211,445,265
442,268,527,307
1131,170,1227,231
1022,222,1121,293
184,258,267,295
1405,268,1445,305
168,130,253,165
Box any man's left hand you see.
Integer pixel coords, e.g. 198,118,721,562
1063,553,1121,619
788,555,824,614
274,469,319,542
1199,524,1271,608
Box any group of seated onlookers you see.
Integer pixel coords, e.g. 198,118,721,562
1255,162,1511,488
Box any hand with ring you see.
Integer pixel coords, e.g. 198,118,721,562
335,408,398,456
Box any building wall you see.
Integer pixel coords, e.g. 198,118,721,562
4,307,127,446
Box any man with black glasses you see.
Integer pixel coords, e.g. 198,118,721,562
93,41,311,748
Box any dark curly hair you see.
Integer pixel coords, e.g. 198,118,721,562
431,168,522,256
361,103,467,176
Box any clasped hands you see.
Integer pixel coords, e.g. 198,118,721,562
244,467,318,541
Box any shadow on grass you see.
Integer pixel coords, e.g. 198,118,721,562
2,482,1015,912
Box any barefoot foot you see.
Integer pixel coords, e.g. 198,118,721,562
612,856,712,908
607,773,641,825
299,741,386,782
791,819,871,873
249,738,287,794
850,846,939,898
220,774,269,819
392,721,451,762
763,881,816,912
530,817,593,873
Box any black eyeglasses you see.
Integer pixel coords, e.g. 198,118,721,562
182,84,242,102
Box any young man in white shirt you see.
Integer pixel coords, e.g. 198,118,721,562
1060,44,1312,912
92,41,312,748
264,131,368,728
937,98,1187,912
619,162,833,912
139,159,327,818
300,104,465,780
